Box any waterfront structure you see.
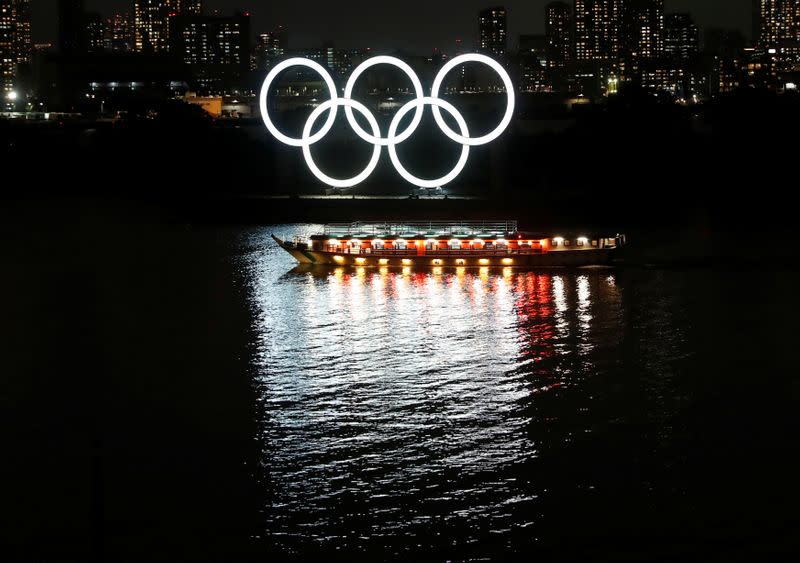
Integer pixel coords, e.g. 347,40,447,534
664,13,699,61
168,11,251,94
479,6,508,59
273,222,624,268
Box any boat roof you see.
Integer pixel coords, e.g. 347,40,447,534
321,221,519,239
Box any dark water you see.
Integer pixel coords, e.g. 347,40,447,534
239,225,799,560
2,213,799,561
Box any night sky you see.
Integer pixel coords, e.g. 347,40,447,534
32,0,753,52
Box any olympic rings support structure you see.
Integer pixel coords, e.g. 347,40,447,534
259,54,515,189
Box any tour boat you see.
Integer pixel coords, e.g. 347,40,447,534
273,221,625,268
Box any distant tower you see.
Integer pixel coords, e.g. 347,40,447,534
620,0,664,62
546,1,572,69
664,13,698,61
478,6,508,59
86,12,105,53
105,12,134,53
1,0,15,102
756,0,800,46
168,10,251,94
574,0,621,61
134,0,171,53
254,26,288,69
176,0,203,15
14,0,30,65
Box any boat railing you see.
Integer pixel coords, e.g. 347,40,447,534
330,247,545,256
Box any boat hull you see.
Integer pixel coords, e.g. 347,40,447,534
273,236,615,268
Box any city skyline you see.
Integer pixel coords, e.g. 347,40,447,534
27,0,755,53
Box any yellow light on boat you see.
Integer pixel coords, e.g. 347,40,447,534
553,237,564,245
355,257,367,265
433,267,442,274
379,259,389,265
577,237,589,245
333,256,345,263
372,239,384,246
449,239,461,246
479,259,489,265
397,238,406,244
350,239,360,245
328,239,339,245
502,258,513,265
402,259,412,265
497,239,508,245
456,259,465,265
432,259,442,265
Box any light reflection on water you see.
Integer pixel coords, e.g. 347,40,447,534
240,225,631,553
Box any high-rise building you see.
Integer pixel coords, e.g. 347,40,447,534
168,11,251,93
546,1,572,69
105,12,134,53
14,0,30,65
134,0,169,53
620,0,664,63
756,0,786,47
574,0,620,61
254,26,287,69
132,1,204,53
754,0,800,63
59,0,87,55
518,34,548,91
176,0,202,15
478,6,508,59
755,1,800,46
664,13,699,61
1,0,15,102
86,13,105,53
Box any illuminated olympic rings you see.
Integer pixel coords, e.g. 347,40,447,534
259,54,515,188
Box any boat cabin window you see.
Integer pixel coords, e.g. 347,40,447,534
396,241,407,250
591,240,598,247
563,240,571,247
449,241,461,250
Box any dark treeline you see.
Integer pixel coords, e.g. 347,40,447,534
2,90,798,234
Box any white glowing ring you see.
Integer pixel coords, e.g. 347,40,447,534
302,98,382,189
258,53,515,188
259,58,338,147
343,56,426,146
387,97,470,188
430,53,515,146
